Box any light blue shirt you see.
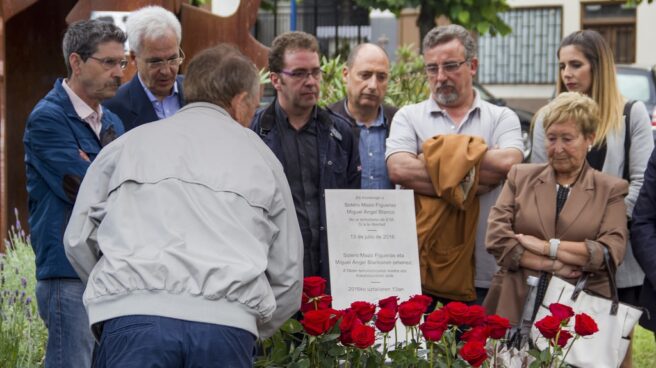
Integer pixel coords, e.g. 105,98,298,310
352,105,393,189
138,74,181,119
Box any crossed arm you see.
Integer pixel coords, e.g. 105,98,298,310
386,147,523,196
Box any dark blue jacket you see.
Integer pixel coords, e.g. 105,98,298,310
631,147,656,331
251,101,361,280
24,79,124,280
103,74,184,131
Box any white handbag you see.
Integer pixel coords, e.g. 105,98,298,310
530,249,643,368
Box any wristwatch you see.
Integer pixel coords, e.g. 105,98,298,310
549,238,560,260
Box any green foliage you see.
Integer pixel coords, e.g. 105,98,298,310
313,45,429,108
318,55,347,107
354,0,512,40
0,218,47,367
634,326,656,368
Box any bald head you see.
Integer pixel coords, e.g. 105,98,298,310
343,43,391,124
346,43,388,68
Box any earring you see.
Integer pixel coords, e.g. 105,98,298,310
587,144,592,152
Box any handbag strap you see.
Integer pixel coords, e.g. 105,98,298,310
623,100,635,182
571,247,620,315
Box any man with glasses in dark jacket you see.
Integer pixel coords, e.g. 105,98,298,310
251,31,360,282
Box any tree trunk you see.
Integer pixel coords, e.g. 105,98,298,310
416,0,437,51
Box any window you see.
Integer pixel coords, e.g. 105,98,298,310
582,2,637,64
478,7,562,84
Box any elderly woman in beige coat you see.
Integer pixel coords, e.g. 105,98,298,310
483,92,629,326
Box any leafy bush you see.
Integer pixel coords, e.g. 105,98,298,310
0,215,47,367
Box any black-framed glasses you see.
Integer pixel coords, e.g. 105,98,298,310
424,60,468,76
278,68,322,80
87,56,128,70
145,49,185,70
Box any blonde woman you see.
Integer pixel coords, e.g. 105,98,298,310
531,30,653,368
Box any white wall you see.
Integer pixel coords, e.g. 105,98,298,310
636,2,656,66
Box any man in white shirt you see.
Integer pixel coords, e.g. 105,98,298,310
386,24,524,305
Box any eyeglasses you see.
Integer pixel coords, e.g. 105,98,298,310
278,68,322,80
87,56,128,70
424,60,468,76
145,49,185,70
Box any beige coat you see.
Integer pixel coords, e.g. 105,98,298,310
483,163,628,325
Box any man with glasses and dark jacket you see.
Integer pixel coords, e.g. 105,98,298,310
103,6,185,131
251,31,360,282
23,19,126,367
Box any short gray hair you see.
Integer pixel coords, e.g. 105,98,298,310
184,45,259,108
422,24,477,60
62,20,126,77
126,6,181,55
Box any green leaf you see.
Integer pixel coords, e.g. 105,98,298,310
476,22,491,35
458,10,471,24
280,319,303,334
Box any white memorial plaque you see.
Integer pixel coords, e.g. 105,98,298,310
325,189,421,309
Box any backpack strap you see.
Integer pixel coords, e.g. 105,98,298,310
623,100,636,181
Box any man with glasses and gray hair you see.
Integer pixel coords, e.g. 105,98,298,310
104,5,185,131
386,24,524,306
251,31,360,283
23,19,126,367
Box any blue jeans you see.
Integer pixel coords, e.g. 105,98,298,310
93,315,256,368
35,278,95,368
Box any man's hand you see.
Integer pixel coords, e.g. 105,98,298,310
79,149,90,162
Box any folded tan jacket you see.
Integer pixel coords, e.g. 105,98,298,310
416,134,487,301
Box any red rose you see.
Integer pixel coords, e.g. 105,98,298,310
420,320,447,341
379,296,399,312
574,313,599,336
485,315,510,339
351,301,376,323
461,325,489,343
549,303,574,322
426,309,449,326
300,294,332,313
445,302,470,325
409,294,433,313
301,308,340,336
466,305,487,326
459,340,488,367
553,329,573,348
339,309,362,345
303,276,327,298
398,301,425,326
375,308,397,333
351,324,376,349
535,315,562,339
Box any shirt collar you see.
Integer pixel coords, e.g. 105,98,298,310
344,100,385,128
137,73,179,103
61,79,103,121
274,99,318,128
428,89,482,115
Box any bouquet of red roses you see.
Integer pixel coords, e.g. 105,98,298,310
530,303,599,368
256,277,514,368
